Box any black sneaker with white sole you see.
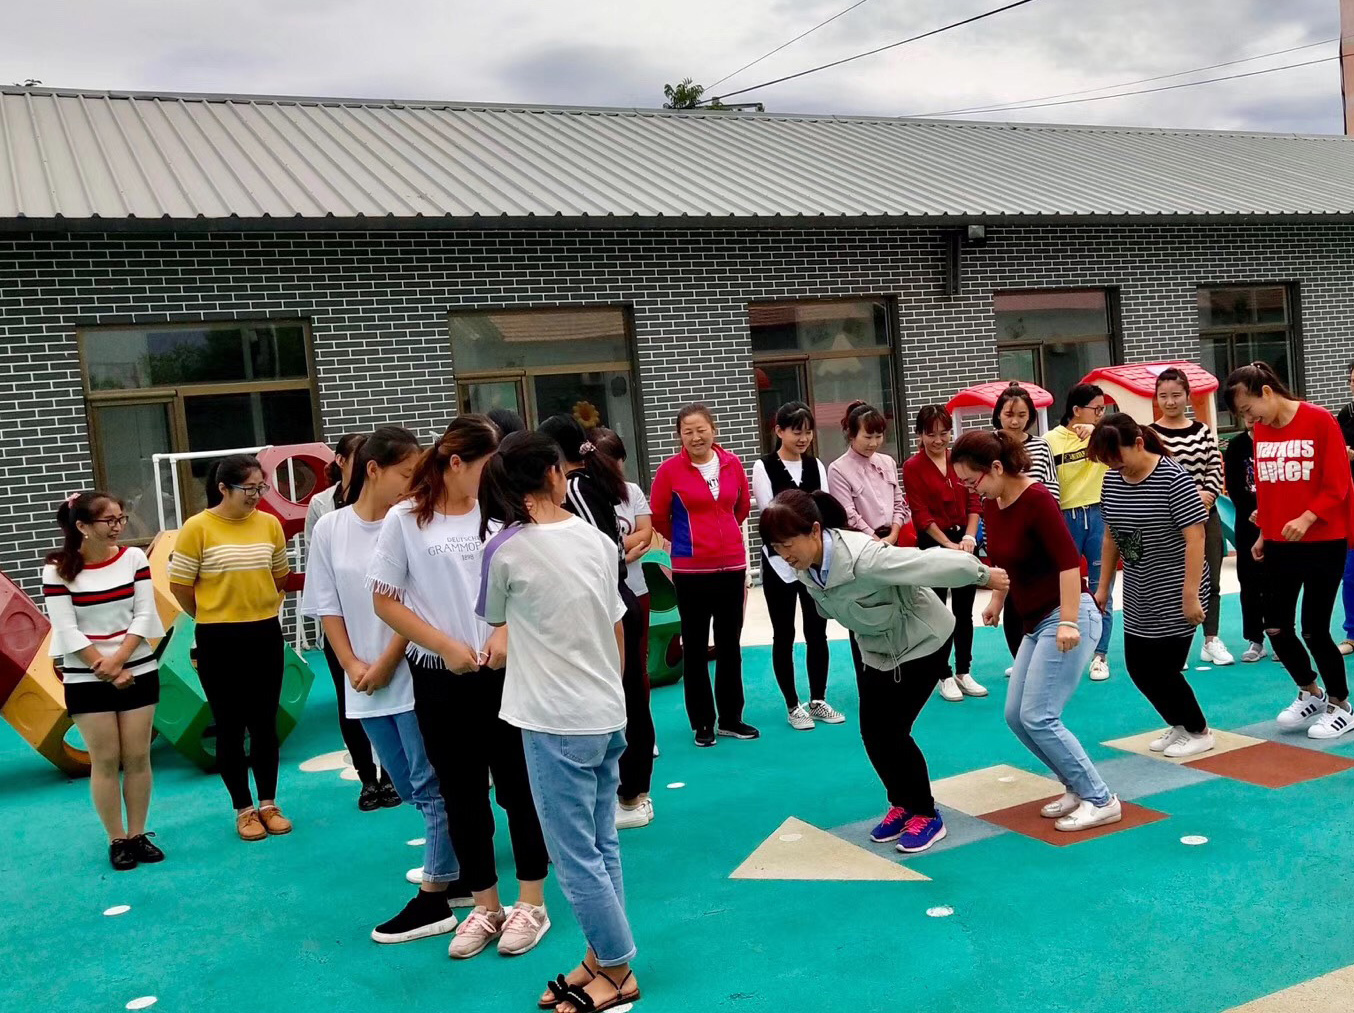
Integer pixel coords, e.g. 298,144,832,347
371,890,459,944
717,721,760,740
694,727,717,747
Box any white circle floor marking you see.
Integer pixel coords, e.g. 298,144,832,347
997,776,1015,783
778,833,803,842
126,998,157,1010
339,767,361,781
1195,666,1213,672
1180,835,1209,846
926,906,954,918
298,749,350,773
666,782,686,789
406,838,425,847
103,905,131,917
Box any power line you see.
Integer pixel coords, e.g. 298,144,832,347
913,34,1343,117
709,0,878,91
710,0,1045,103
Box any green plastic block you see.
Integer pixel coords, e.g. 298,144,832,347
641,549,683,688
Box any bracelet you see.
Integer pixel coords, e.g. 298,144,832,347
1057,621,1080,629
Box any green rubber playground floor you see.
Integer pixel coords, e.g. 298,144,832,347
5,596,1354,1013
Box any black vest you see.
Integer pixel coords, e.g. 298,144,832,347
760,452,822,497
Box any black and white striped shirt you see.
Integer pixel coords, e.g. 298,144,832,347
1100,456,1210,638
1023,435,1060,504
1148,421,1223,499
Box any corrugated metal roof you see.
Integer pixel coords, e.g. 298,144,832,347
4,87,1354,225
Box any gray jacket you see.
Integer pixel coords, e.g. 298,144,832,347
797,528,991,671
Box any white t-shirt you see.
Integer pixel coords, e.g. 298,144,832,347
303,507,415,718
751,456,830,584
367,500,492,666
304,485,338,546
478,515,627,735
614,481,652,598
695,456,721,497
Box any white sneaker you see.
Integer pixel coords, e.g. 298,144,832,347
1089,656,1110,682
1149,726,1186,752
808,699,846,724
1201,637,1235,666
406,866,425,885
653,742,660,757
1241,641,1268,663
448,906,506,959
1055,795,1122,832
938,677,964,702
1004,667,1013,679
1308,704,1354,740
1276,690,1328,731
1340,640,1354,657
615,798,654,830
955,673,988,698
1040,792,1081,818
497,902,550,956
1164,729,1215,758
787,704,815,731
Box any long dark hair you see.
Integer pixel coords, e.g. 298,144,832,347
1087,412,1170,464
205,454,263,508
538,413,627,506
343,426,420,506
1223,361,1296,413
952,429,1030,475
588,427,633,505
914,404,953,435
478,431,563,539
842,400,886,438
46,491,120,582
991,383,1038,431
486,408,525,436
758,488,850,546
1060,383,1104,426
325,433,367,503
406,415,499,527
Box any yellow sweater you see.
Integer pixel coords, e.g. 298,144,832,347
1044,426,1109,510
168,509,289,624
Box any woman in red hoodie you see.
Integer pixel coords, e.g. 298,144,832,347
650,404,756,748
1224,362,1354,740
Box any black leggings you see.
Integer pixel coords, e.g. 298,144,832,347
1233,518,1265,645
197,617,284,810
917,528,975,676
1263,539,1348,700
857,642,950,817
761,567,830,708
1123,632,1208,735
410,658,549,893
322,641,381,786
672,570,746,730
1002,599,1023,659
617,583,655,799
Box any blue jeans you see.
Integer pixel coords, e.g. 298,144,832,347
1344,548,1354,639
521,729,635,967
1064,504,1113,656
1007,596,1110,806
361,710,460,883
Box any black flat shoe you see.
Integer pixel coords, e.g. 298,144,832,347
126,832,165,863
694,727,716,748
377,781,402,809
358,783,383,812
109,839,137,871
717,721,761,740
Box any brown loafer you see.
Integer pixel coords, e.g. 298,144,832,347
258,804,293,835
236,809,267,842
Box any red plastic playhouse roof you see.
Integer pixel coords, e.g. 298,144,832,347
1082,362,1219,396
947,380,1054,412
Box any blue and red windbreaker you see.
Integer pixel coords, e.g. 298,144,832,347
650,446,750,573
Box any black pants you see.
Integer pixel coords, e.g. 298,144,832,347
857,642,949,817
409,658,549,892
1002,599,1023,659
673,570,746,730
761,568,830,708
917,527,975,675
322,641,381,787
1234,518,1266,644
618,583,656,799
1203,508,1225,638
1123,632,1208,734
197,617,284,810
1263,539,1348,700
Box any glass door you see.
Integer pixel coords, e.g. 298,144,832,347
459,377,527,420
754,361,809,454
88,399,176,542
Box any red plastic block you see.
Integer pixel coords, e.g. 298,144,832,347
256,443,335,539
0,571,52,707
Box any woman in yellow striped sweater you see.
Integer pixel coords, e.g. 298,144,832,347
169,454,293,842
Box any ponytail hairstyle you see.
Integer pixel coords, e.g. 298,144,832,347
478,431,563,539
990,383,1038,431
406,415,500,527
1060,383,1105,426
952,429,1031,476
1153,367,1191,396
588,427,633,505
1223,361,1296,413
205,454,264,508
46,491,120,582
325,433,367,504
842,400,887,438
538,413,626,506
1087,411,1170,465
758,488,850,547
342,426,421,506
486,408,526,436
774,400,816,433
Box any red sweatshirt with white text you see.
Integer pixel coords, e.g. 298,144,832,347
1252,402,1353,544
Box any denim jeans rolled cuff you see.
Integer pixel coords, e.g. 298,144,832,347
361,711,461,883
1006,597,1110,807
522,729,636,967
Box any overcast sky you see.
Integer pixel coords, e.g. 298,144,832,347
3,0,1344,132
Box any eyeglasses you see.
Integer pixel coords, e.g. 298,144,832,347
229,483,270,496
1080,406,1106,416
92,515,130,527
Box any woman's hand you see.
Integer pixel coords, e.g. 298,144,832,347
345,660,371,690
982,567,1009,593
959,534,978,555
1200,490,1217,510
1252,534,1265,561
981,602,1001,627
356,661,395,695
1281,514,1313,542
482,627,509,670
1056,624,1081,653
1183,594,1205,627
1093,587,1110,614
1071,423,1095,440
439,638,480,674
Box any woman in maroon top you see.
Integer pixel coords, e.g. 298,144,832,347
953,431,1120,832
902,406,985,702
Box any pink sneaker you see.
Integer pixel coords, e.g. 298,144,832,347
448,906,505,959
498,902,550,956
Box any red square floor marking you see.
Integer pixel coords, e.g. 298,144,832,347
980,796,1167,846
1183,740,1354,788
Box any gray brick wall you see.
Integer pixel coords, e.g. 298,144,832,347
1,222,1351,595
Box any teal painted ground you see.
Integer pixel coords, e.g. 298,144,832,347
5,600,1354,1013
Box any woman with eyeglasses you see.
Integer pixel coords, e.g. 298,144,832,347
1045,383,1113,682
42,491,165,870
169,454,294,842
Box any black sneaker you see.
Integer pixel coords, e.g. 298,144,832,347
718,722,761,740
126,833,165,864
370,890,459,944
109,839,137,871
694,727,717,748
443,878,474,908
377,780,402,809
358,783,383,812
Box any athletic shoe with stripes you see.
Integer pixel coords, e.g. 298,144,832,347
1308,704,1354,740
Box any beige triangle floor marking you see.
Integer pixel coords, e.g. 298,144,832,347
1223,963,1354,1011
730,817,930,882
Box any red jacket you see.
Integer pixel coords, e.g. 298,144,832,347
903,450,981,536
650,446,750,573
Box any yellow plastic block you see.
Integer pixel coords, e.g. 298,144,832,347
0,634,90,777
146,529,184,637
